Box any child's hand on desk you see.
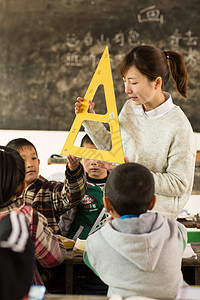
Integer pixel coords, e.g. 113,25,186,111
75,97,95,114
67,154,81,169
97,156,130,171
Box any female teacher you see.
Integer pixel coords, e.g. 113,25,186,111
75,45,196,218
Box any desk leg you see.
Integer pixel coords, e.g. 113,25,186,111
66,264,73,294
195,267,200,285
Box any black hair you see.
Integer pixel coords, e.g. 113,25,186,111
106,162,155,215
120,45,188,98
80,134,94,147
0,146,25,207
6,138,38,156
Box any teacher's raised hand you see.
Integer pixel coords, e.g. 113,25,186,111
75,97,95,114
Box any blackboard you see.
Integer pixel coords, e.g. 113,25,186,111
0,0,199,131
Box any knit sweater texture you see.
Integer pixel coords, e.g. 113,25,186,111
84,97,196,218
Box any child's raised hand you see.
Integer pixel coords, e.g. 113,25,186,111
123,156,130,163
67,154,81,169
75,97,95,114
97,161,117,171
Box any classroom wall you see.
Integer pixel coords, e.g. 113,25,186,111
1,130,200,214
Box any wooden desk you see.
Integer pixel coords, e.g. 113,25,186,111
65,250,85,294
177,217,200,229
64,244,200,294
182,243,200,285
45,295,108,300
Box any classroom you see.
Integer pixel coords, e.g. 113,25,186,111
0,1,200,300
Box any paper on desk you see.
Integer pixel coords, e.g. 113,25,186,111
176,286,200,299
109,295,157,300
178,209,194,220
73,238,86,251
182,243,197,259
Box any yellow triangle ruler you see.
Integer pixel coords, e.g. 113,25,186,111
61,46,124,164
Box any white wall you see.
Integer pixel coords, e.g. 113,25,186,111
195,132,200,150
0,130,85,181
1,130,200,214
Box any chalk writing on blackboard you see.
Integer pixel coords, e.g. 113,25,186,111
168,29,199,66
137,5,164,26
183,31,198,47
64,29,198,69
0,0,199,133
185,48,196,66
168,29,182,47
65,29,141,50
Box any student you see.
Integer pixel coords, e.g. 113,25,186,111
0,146,66,288
59,134,109,295
75,45,196,219
59,134,109,239
84,162,187,299
6,138,86,233
0,211,34,300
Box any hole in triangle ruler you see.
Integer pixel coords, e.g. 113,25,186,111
61,46,124,164
92,84,107,115
73,121,112,154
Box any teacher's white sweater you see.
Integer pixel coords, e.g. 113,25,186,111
83,99,196,218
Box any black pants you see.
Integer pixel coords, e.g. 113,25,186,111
38,263,66,294
73,265,108,295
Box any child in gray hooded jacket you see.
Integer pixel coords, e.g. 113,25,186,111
84,162,187,299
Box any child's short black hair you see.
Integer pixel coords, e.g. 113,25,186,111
106,162,155,215
6,138,38,156
80,134,94,147
0,146,25,207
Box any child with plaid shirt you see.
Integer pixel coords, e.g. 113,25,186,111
0,146,67,288
6,138,87,234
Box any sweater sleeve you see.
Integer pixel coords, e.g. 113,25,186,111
152,128,196,198
51,163,87,215
153,149,196,197
30,210,66,268
83,120,112,151
58,206,77,237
